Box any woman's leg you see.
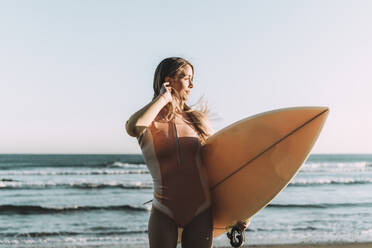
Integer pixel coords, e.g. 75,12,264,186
181,208,213,248
148,207,178,248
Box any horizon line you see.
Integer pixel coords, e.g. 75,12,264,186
1,153,371,156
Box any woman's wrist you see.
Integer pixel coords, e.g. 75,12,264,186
159,93,171,104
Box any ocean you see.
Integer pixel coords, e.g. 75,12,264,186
1,154,372,247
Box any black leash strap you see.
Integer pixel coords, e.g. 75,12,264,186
226,225,245,247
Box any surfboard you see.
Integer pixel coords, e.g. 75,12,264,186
201,106,329,237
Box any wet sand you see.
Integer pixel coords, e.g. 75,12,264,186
47,242,372,248
229,243,372,248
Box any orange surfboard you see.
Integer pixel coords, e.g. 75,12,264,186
201,106,329,237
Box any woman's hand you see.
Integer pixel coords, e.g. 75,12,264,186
159,82,172,103
125,82,173,137
235,219,250,232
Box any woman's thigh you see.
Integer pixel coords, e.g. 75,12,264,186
148,207,178,248
181,208,213,248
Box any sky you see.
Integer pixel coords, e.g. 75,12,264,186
0,0,371,154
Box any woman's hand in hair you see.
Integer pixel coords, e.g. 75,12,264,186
159,82,172,103
125,82,173,137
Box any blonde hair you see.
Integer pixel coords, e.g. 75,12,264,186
153,57,212,143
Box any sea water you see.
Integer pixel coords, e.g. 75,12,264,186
1,154,372,247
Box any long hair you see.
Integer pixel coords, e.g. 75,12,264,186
153,57,212,143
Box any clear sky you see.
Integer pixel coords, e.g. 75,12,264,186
1,0,371,154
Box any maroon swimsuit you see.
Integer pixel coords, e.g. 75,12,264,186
137,112,211,227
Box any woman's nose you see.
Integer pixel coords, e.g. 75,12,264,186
189,81,193,88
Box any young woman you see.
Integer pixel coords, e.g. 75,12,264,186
126,57,246,247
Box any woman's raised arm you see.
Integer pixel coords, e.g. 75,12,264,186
125,83,172,137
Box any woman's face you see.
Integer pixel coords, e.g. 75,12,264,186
171,64,194,101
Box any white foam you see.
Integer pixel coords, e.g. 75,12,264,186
0,169,149,176
302,161,370,172
0,180,153,189
291,177,372,186
111,162,146,168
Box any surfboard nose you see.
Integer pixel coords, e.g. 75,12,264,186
315,106,329,114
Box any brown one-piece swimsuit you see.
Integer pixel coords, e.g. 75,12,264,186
137,112,211,227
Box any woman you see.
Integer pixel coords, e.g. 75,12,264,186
126,57,246,247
